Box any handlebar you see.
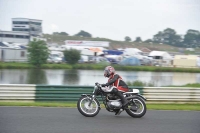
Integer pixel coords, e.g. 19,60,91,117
95,82,101,87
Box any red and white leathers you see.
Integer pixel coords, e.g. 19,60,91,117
107,73,129,92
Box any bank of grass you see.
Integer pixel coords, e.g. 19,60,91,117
0,102,199,111
1,62,200,73
127,80,155,87
169,83,200,87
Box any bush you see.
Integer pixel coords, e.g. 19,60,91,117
63,49,81,64
127,80,155,87
27,39,49,68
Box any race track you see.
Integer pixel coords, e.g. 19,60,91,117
0,107,199,133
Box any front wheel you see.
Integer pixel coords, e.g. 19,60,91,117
77,96,100,117
125,97,146,118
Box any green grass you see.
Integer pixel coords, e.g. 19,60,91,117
1,62,200,73
0,102,199,111
169,83,200,87
0,101,77,107
147,103,200,111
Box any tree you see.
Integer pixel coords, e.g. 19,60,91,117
53,32,59,35
153,28,182,47
134,37,142,42
124,36,131,42
74,30,92,37
27,39,50,68
53,32,69,35
184,29,200,47
63,49,81,64
144,39,153,43
60,32,69,35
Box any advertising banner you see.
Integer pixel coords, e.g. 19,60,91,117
64,40,109,47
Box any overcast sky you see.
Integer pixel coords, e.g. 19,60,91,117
0,0,200,41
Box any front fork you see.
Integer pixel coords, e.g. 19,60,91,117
88,94,95,106
88,86,101,106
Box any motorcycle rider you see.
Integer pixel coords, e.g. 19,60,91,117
101,66,129,115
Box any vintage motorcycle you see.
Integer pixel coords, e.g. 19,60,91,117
77,83,147,118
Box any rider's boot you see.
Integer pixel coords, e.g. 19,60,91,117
115,109,123,115
112,88,129,109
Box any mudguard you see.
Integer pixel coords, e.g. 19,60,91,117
126,94,147,101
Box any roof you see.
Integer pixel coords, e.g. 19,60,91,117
139,47,152,52
12,18,42,21
0,42,8,47
124,48,142,52
0,30,29,35
149,51,168,56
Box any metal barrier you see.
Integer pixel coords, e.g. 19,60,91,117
0,84,199,103
143,87,200,103
0,84,36,100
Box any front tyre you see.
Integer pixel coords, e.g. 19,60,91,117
77,96,100,117
125,97,146,118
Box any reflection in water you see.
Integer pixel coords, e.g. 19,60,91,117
0,69,28,84
0,69,200,86
62,70,79,85
27,69,47,84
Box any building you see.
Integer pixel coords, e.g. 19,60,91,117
173,55,200,68
12,18,42,36
64,40,109,47
0,18,44,45
0,30,30,44
0,47,28,62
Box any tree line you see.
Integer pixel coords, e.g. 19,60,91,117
125,28,200,48
53,28,200,48
53,30,92,37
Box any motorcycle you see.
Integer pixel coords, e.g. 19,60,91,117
77,82,147,118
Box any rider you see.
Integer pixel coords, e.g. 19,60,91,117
102,66,129,115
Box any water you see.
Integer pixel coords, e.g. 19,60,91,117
0,69,200,86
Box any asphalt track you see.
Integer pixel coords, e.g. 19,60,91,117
0,107,199,133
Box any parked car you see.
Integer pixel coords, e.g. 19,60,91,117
47,56,62,63
78,55,89,63
91,56,110,65
119,57,141,66
106,57,119,64
140,57,153,66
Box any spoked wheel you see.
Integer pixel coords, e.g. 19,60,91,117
77,96,100,117
125,97,146,118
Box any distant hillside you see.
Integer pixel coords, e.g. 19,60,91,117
43,34,180,52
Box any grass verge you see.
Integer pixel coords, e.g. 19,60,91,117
2,62,200,73
0,102,199,111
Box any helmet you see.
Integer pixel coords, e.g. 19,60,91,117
104,66,115,78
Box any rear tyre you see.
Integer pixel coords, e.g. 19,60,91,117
125,97,146,118
77,96,100,117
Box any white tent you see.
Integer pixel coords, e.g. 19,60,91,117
123,48,142,56
149,51,173,66
149,51,172,60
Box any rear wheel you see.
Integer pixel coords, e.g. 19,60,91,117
77,96,100,117
125,97,146,118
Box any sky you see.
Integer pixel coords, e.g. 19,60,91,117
0,0,200,41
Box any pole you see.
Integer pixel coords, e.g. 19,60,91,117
0,30,2,42
29,21,31,43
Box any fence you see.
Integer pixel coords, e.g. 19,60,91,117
0,84,199,103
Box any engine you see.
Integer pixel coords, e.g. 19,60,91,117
107,100,122,109
106,94,122,109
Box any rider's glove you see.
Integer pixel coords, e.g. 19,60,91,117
101,83,108,87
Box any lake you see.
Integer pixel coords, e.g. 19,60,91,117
0,69,200,86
